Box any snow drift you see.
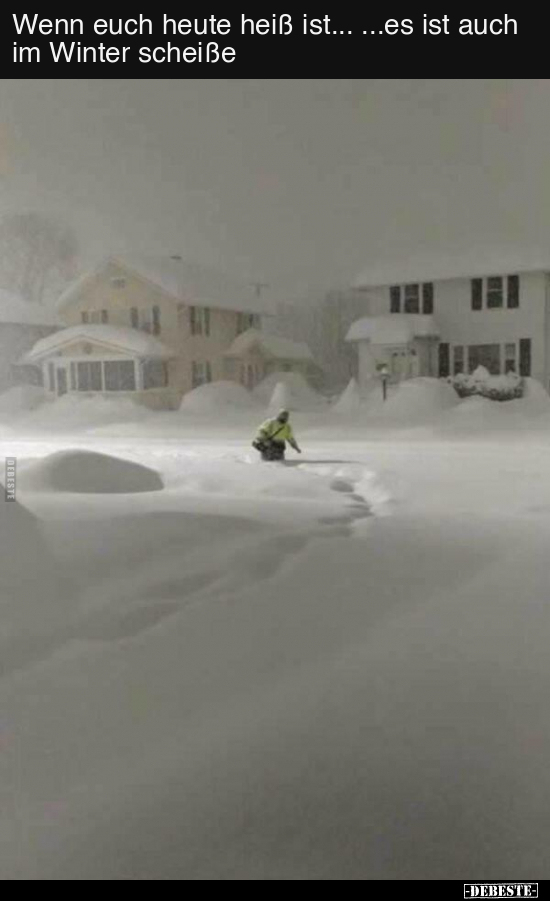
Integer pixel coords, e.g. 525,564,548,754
365,377,459,425
180,380,260,413
0,493,60,608
19,450,164,494
17,394,150,432
254,372,327,411
0,385,47,418
333,378,363,416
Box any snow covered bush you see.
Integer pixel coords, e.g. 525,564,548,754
452,367,524,402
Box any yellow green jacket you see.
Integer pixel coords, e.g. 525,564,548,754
257,418,296,445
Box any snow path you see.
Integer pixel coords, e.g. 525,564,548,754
0,430,549,878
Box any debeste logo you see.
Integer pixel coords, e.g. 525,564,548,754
464,886,538,899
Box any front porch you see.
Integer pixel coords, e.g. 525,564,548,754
346,315,440,388
22,325,179,410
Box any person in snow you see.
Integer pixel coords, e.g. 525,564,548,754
253,409,302,461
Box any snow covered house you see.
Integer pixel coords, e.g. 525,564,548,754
223,328,319,390
0,291,59,392
23,257,272,410
347,267,550,390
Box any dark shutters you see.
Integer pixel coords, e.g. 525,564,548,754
507,276,520,309
471,279,483,311
152,306,161,335
422,283,434,315
519,339,532,377
439,343,450,378
390,286,401,314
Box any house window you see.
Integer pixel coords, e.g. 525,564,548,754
439,343,450,378
192,362,201,388
519,339,532,377
404,284,420,314
104,360,136,392
487,277,504,309
191,307,211,336
143,360,168,390
192,361,212,388
469,344,501,375
422,283,434,315
472,276,516,310
82,311,89,324
453,346,465,375
391,284,433,315
504,343,517,373
77,361,103,392
471,279,483,311
48,362,56,391
101,310,109,324
390,286,401,314
507,275,520,309
111,277,127,289
140,307,162,335
130,308,139,329
70,362,77,391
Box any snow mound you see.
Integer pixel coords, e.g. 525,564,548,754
369,378,459,424
267,381,294,414
523,377,550,413
0,495,60,604
333,378,363,415
181,381,260,413
20,450,164,494
18,394,150,432
442,386,550,431
254,372,327,411
0,385,46,418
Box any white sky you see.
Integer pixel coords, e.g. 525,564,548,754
1,79,549,298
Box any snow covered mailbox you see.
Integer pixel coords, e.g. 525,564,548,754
22,324,176,410
346,314,440,388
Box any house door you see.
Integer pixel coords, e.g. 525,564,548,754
56,367,68,397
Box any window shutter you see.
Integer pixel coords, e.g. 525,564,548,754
438,343,450,378
152,306,161,335
390,287,401,314
471,279,483,311
507,275,520,309
422,283,434,315
519,339,532,377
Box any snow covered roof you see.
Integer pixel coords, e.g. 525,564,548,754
57,256,275,316
346,315,440,344
0,290,59,327
23,324,174,363
225,328,314,361
354,253,550,289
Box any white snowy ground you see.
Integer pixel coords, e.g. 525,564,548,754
1,404,550,880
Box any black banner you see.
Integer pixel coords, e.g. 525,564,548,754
1,10,548,77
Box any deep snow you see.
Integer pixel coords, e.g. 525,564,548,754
1,384,550,879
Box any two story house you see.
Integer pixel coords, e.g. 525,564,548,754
347,268,550,390
23,257,277,410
